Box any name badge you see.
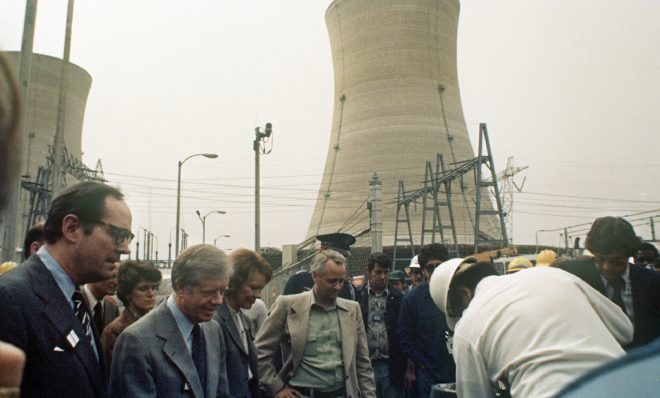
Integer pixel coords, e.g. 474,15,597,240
66,330,80,348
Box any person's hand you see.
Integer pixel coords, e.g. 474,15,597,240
0,341,25,387
274,385,304,398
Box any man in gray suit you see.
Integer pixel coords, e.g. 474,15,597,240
256,249,376,398
110,244,232,398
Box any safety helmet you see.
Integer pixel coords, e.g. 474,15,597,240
429,258,466,331
507,257,533,274
536,250,557,267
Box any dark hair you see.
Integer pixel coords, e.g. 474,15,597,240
225,248,272,298
585,217,641,257
43,181,124,244
447,261,497,318
418,243,450,268
171,244,232,291
638,242,659,258
23,222,45,260
366,252,392,271
116,260,162,306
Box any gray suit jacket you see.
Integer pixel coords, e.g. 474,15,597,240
255,291,376,398
109,300,230,398
214,303,259,398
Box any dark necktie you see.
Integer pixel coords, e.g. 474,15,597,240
72,288,93,341
611,277,626,315
192,323,207,392
93,301,104,334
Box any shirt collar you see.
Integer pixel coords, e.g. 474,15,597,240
167,294,194,340
37,246,76,306
82,285,100,310
311,289,337,311
366,281,389,297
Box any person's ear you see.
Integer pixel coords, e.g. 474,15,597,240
61,214,82,243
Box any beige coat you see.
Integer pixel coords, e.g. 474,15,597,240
255,290,375,398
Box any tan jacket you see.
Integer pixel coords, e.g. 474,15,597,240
255,290,375,398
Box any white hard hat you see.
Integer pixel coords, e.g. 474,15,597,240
429,258,465,331
408,255,420,269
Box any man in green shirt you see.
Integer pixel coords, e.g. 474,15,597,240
256,249,376,398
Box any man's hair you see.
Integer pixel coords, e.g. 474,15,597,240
171,244,232,291
23,222,45,260
225,248,273,298
418,243,450,268
310,248,346,275
116,260,162,306
446,260,497,318
43,181,124,244
366,252,392,272
585,217,641,257
638,242,659,258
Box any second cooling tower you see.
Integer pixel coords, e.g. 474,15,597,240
307,0,491,245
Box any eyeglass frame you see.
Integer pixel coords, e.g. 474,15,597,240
93,220,135,245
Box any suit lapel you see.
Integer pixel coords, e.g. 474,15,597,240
218,304,248,356
289,292,312,369
27,257,105,396
337,300,357,375
157,303,205,398
202,322,220,398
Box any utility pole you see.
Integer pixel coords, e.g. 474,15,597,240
254,123,272,253
2,0,37,263
369,173,383,254
51,0,75,197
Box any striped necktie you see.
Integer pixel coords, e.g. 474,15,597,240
72,288,93,341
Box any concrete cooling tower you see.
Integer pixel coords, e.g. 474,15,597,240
1,52,91,255
307,0,500,246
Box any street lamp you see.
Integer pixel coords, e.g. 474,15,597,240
175,153,218,256
196,210,226,244
213,234,231,247
254,122,273,252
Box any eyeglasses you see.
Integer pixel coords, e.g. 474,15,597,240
94,220,135,245
409,268,423,275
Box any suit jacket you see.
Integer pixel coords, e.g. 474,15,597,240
354,285,406,388
82,285,120,335
109,300,230,398
558,259,660,348
255,290,376,398
101,307,139,370
0,255,106,397
214,303,259,398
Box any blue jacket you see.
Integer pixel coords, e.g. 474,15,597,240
398,282,455,383
354,285,406,388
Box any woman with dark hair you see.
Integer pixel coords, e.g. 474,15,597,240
101,260,162,368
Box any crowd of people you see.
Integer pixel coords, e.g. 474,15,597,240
0,179,658,398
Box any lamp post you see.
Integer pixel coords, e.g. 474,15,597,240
213,234,231,247
254,123,273,252
176,153,218,256
196,210,226,244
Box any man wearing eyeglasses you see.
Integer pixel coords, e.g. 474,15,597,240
256,249,376,398
558,216,660,349
0,181,132,397
397,243,455,398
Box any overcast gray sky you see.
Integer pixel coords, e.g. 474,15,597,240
2,0,658,256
